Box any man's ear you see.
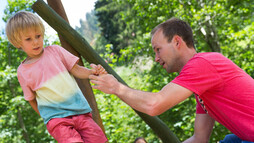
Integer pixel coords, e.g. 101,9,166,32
173,35,182,48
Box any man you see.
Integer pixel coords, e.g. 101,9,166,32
89,18,254,142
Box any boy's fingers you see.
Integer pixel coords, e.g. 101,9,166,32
91,69,96,74
90,63,96,67
99,68,105,72
90,64,97,69
98,65,105,70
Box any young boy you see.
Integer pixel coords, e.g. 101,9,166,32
6,11,108,143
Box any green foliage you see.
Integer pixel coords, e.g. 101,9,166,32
3,0,35,22
1,0,253,142
95,0,135,55
75,10,99,44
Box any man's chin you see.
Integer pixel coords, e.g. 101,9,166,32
165,68,174,73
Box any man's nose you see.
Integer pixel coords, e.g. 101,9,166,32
155,53,160,62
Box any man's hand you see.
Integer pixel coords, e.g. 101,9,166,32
90,64,107,76
89,74,119,94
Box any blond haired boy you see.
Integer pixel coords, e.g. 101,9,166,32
6,11,107,143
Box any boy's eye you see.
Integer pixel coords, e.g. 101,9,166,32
36,35,41,38
25,38,31,41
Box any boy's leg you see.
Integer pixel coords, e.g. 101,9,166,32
74,113,108,143
46,117,84,143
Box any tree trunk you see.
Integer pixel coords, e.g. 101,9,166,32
45,0,106,133
32,0,181,142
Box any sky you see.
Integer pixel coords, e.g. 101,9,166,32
0,0,97,34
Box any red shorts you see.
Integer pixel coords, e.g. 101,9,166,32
46,113,107,143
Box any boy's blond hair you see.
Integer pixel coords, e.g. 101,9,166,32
5,11,45,48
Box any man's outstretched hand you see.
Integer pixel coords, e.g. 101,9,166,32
89,74,119,95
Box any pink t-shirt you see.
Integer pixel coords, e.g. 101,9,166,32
172,52,254,141
17,45,91,124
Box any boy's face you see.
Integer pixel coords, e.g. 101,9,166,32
19,28,44,59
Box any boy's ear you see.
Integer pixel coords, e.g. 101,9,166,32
16,43,22,49
15,45,22,50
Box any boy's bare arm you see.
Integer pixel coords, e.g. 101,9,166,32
70,64,107,79
28,99,40,116
70,64,92,79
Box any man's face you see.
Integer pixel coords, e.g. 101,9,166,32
151,29,180,73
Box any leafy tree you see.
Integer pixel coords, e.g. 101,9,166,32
75,10,110,57
75,10,99,44
95,0,135,55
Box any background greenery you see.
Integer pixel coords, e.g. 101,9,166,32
0,0,253,142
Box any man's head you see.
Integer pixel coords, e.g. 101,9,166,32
5,11,45,48
151,18,196,73
151,17,194,49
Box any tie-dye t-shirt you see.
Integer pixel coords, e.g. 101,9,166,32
17,45,91,124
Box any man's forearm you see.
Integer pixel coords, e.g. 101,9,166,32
115,82,160,116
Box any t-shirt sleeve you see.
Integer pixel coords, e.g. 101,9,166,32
53,45,79,71
172,57,223,114
17,70,35,101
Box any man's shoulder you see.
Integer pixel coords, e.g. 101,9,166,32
195,52,225,59
183,52,231,72
191,52,230,64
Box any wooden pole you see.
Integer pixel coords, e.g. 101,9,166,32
32,0,180,142
45,0,106,134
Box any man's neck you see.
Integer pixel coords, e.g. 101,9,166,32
178,47,197,72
